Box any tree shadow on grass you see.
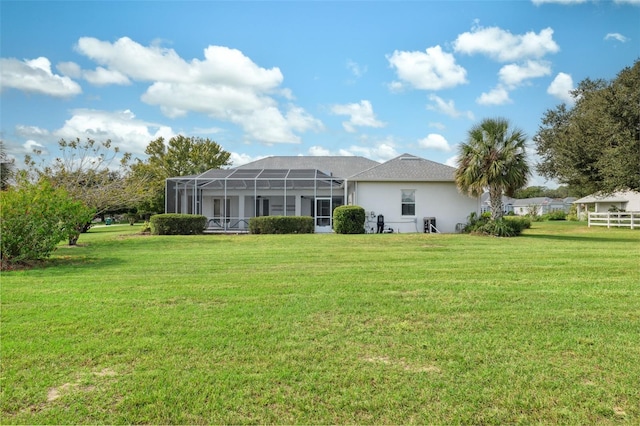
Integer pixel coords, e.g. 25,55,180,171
521,232,639,244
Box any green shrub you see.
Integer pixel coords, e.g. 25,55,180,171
149,214,206,235
567,204,579,221
541,210,567,221
249,216,314,234
504,215,532,232
463,212,527,237
476,219,527,237
333,205,365,234
1,178,94,268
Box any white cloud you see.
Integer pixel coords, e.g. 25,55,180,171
53,109,175,155
477,86,512,106
547,72,575,104
614,0,640,4
73,37,321,144
308,145,332,156
229,152,265,167
310,139,398,162
347,140,399,162
453,26,559,62
23,140,48,155
445,154,459,168
605,33,629,43
0,57,82,97
427,94,475,120
387,45,468,91
330,100,385,132
418,133,452,151
429,122,446,130
57,61,83,78
16,125,50,139
83,67,131,86
346,60,367,78
498,60,552,88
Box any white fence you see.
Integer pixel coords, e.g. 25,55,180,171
588,212,640,229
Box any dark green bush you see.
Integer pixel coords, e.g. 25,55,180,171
149,214,206,235
249,216,314,234
477,219,526,237
333,205,365,234
504,215,532,232
463,212,527,237
541,210,567,221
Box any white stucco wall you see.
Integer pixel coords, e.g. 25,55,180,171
353,181,479,233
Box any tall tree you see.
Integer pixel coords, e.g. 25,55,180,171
26,138,148,244
535,60,640,196
1,141,15,190
133,135,232,213
455,118,530,221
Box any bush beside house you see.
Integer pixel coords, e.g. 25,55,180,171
333,206,365,234
150,214,207,235
249,216,314,234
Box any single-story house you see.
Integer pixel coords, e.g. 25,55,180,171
512,197,574,216
574,190,640,218
165,153,480,233
480,193,516,215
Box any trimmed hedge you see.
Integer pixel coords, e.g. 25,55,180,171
249,216,314,234
149,214,207,235
333,205,365,234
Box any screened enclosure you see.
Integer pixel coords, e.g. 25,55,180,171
166,168,345,232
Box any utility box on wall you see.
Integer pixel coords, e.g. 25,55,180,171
423,217,436,233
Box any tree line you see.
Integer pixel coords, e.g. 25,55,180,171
1,59,638,267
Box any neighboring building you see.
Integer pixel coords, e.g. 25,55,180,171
165,153,480,233
479,193,516,215
574,190,640,219
512,197,573,216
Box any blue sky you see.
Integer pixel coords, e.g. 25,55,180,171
1,0,639,186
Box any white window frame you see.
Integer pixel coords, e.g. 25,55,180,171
401,189,416,216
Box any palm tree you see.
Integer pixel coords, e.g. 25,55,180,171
455,118,530,221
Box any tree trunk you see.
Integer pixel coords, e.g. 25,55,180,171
489,185,504,221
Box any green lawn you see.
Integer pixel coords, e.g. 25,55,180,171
1,222,639,424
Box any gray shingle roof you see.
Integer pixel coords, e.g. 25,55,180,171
348,153,456,182
237,156,379,179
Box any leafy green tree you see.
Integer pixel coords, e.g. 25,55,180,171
455,118,530,221
26,138,148,244
535,60,640,196
513,185,575,199
1,141,15,190
1,175,93,268
133,135,232,214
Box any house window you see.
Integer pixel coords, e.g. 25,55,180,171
401,189,415,216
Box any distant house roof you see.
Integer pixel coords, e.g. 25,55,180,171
574,190,640,204
349,153,455,182
512,197,560,207
480,193,516,205
237,156,379,179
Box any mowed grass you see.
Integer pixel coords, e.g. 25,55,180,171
1,222,639,424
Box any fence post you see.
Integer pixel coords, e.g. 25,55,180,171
632,212,635,230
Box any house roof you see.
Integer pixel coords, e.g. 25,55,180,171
574,190,640,204
480,192,517,205
236,156,379,179
348,153,455,182
512,197,565,207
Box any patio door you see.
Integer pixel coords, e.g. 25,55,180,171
212,198,230,227
315,198,332,233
